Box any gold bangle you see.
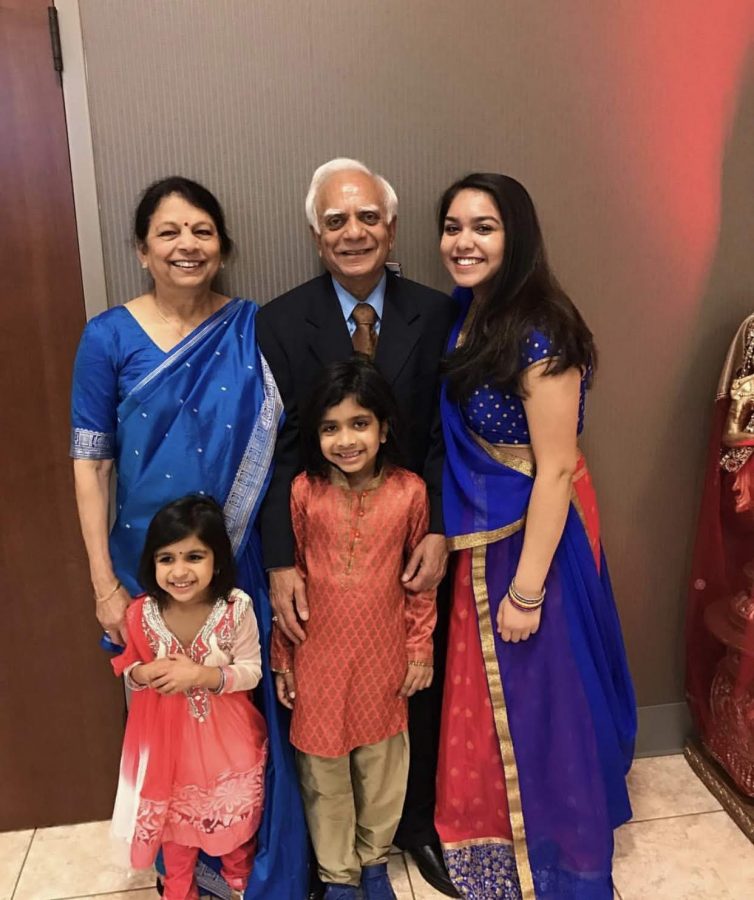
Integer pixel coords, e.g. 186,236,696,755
506,590,543,613
408,660,432,668
509,580,545,606
95,580,122,603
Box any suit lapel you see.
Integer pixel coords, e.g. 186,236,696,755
305,273,353,366
375,273,421,385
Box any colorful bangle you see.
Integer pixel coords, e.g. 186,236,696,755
507,580,545,612
95,580,122,603
509,580,545,605
506,591,543,613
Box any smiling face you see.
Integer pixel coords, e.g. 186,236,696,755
137,193,223,293
312,170,396,300
154,534,215,606
440,189,505,298
318,394,388,487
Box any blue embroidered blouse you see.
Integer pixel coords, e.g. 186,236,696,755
460,329,588,445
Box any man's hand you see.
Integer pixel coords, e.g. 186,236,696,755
399,663,434,697
275,672,296,709
269,567,309,644
401,533,448,593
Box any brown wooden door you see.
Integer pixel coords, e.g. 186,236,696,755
0,0,125,829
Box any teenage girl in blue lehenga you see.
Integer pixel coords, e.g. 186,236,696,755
71,176,307,900
434,174,636,899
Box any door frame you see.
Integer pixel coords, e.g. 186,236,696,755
56,0,108,318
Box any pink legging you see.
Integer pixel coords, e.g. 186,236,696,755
162,839,255,900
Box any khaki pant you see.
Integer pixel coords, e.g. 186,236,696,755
296,731,409,886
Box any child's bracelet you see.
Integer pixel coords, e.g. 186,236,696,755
95,580,122,603
208,667,226,695
408,660,432,668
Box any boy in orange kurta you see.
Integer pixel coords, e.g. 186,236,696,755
271,358,437,900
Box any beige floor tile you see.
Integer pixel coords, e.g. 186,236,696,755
67,893,156,900
14,821,154,900
388,853,415,899
404,855,452,899
0,829,34,900
627,754,721,822
613,810,754,900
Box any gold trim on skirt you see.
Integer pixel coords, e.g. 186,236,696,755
446,517,526,551
441,835,514,850
471,545,536,899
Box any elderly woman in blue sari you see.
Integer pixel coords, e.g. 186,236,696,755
70,176,307,900
434,174,636,899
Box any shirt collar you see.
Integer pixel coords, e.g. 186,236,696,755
331,271,387,324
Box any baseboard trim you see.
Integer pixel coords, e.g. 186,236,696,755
635,702,690,757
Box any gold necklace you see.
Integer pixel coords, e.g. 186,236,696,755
151,296,196,340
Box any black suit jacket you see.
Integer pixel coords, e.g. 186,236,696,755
257,270,455,569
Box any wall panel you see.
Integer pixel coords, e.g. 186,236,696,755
76,0,754,706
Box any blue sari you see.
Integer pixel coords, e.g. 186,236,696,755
71,300,308,900
436,291,636,899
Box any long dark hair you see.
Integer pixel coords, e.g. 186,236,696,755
138,494,236,609
133,176,233,256
439,173,595,401
300,356,404,478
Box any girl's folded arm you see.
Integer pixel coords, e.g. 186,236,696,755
221,607,263,692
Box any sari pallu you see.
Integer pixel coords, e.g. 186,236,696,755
104,301,307,900
438,341,636,897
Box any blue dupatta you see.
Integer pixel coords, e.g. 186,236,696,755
440,291,636,899
105,301,307,900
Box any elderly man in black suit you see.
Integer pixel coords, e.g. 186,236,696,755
257,158,457,898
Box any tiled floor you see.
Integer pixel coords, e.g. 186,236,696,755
1,754,752,899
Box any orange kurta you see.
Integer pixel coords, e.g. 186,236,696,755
271,466,436,757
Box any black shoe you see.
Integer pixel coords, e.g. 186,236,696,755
407,843,460,898
307,880,325,900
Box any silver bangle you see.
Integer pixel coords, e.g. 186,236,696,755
208,667,226,695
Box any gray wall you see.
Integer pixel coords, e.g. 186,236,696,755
76,0,754,707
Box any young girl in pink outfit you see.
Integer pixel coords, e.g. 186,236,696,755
111,495,267,900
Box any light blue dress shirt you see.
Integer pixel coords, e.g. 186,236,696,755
332,272,386,336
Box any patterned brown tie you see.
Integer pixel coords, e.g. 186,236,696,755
351,302,378,358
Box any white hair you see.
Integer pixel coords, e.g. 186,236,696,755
305,157,398,234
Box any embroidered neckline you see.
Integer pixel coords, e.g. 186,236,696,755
141,594,243,723
144,595,228,655
328,464,388,493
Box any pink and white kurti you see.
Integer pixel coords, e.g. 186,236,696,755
111,590,267,869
